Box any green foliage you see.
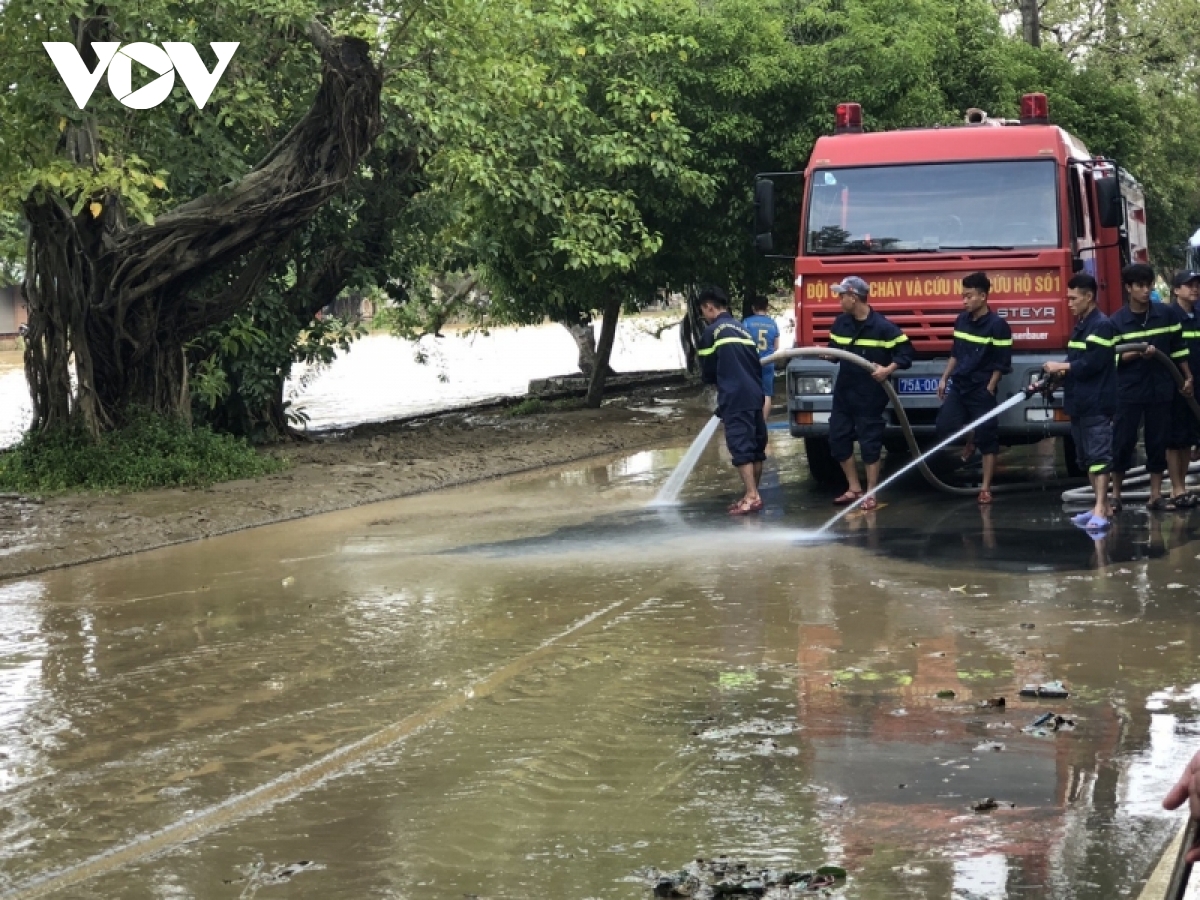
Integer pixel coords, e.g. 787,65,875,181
0,413,284,493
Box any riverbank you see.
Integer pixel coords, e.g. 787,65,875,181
0,383,711,582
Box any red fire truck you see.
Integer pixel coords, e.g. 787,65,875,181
754,93,1147,483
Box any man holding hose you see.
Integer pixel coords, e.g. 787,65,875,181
696,286,768,516
1109,263,1193,512
826,276,913,510
1043,273,1118,533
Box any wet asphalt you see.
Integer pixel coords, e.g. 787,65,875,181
1,426,1199,899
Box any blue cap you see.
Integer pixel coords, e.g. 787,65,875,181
1173,270,1200,288
831,276,870,299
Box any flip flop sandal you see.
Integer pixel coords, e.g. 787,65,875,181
1111,499,1123,513
1071,510,1094,526
729,498,764,516
1146,497,1168,511
832,490,863,506
860,495,878,511
977,490,993,505
1085,514,1110,533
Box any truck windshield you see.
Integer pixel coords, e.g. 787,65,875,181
806,160,1059,255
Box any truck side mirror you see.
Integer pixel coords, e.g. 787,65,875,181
754,178,775,253
1094,175,1124,229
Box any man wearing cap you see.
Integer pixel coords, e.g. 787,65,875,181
936,272,1013,505
696,285,768,515
1110,263,1193,511
1167,270,1200,508
826,276,913,508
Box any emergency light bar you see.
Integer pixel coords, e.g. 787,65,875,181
1019,92,1050,125
835,102,863,134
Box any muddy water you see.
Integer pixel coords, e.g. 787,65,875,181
2,434,1200,898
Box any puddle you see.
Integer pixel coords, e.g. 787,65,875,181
0,432,1198,898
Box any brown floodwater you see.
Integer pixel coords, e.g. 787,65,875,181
2,429,1200,899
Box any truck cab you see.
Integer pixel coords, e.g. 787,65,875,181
756,94,1145,484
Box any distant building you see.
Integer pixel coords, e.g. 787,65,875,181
0,284,27,340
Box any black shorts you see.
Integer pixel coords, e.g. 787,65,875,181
1168,394,1200,450
936,386,999,455
829,402,886,465
1114,401,1170,473
1070,415,1113,476
723,407,768,467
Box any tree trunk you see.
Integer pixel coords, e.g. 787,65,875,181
1020,0,1041,47
22,19,383,437
565,320,600,377
585,295,622,408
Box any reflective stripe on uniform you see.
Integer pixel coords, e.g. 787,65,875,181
830,333,911,348
1086,333,1116,347
953,330,1013,347
1183,330,1200,340
1067,341,1087,350
1089,463,1108,473
697,336,757,356
1172,349,1190,359
1114,324,1181,342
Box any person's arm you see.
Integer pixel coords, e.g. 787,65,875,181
1163,748,1200,863
1068,323,1116,381
871,327,911,382
938,357,957,401
697,324,718,385
988,321,1013,395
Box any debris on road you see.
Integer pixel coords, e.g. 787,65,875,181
1019,680,1068,699
1023,712,1075,737
645,857,847,897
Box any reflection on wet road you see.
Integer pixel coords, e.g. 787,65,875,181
2,433,1200,898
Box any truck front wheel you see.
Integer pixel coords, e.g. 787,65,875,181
804,436,848,489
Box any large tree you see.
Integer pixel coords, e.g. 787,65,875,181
0,0,390,437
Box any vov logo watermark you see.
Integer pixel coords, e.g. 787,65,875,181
43,42,239,110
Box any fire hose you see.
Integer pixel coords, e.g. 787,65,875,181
762,344,1200,500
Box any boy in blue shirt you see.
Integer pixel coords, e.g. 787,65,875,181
743,297,781,419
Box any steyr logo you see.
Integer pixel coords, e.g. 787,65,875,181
43,42,239,110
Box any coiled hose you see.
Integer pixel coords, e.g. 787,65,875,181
763,344,1200,500
1058,342,1200,504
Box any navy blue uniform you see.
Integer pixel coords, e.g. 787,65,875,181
1169,305,1200,450
1110,303,1186,473
936,310,1012,456
1064,308,1118,475
827,309,912,464
698,312,767,466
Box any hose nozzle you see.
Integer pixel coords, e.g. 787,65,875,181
1023,375,1058,400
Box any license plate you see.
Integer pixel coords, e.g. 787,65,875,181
896,377,940,394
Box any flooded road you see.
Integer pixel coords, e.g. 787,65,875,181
2,431,1199,898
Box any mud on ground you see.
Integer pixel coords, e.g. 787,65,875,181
0,384,711,581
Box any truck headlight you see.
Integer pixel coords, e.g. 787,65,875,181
795,376,834,395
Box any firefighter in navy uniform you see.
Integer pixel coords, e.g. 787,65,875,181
1109,263,1193,511
1166,270,1200,509
826,276,913,509
696,286,768,515
1043,273,1118,532
936,272,1013,505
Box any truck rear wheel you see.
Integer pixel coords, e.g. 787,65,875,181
804,436,848,489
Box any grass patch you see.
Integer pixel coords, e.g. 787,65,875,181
0,413,286,494
504,396,586,417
